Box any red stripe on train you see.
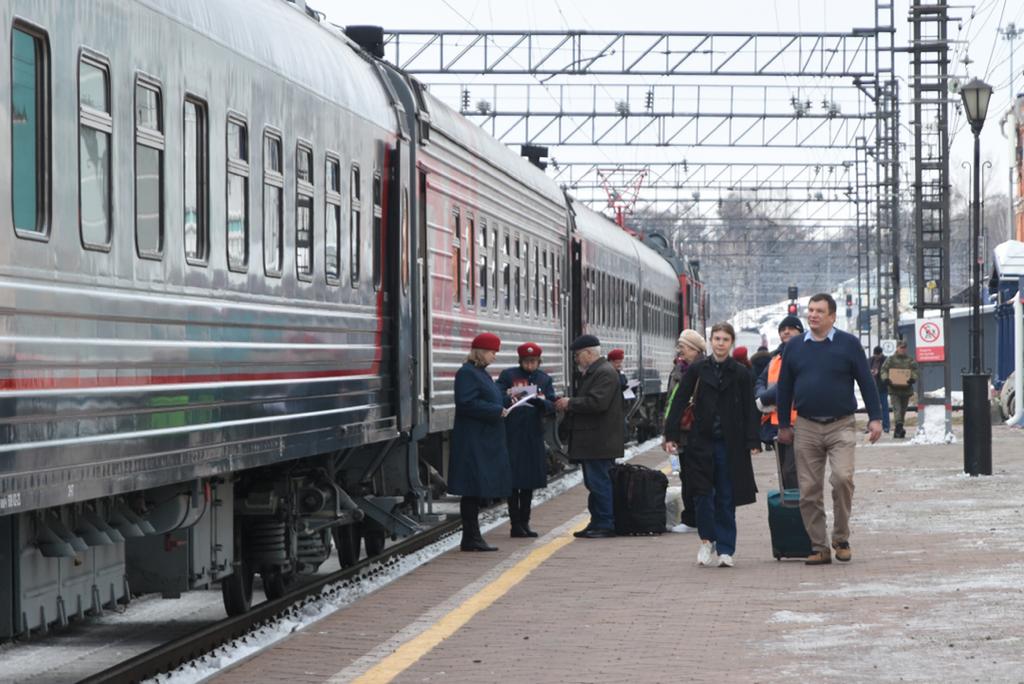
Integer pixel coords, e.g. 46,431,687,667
0,367,379,391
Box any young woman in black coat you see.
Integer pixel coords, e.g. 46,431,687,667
664,322,761,568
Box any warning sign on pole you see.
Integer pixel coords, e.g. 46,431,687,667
915,318,945,362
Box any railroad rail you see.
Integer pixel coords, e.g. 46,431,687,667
80,516,465,683
79,462,584,683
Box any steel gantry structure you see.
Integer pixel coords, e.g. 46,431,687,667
378,10,901,327
381,30,878,78
909,0,954,437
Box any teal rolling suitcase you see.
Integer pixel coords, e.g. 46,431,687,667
766,446,812,559
767,489,812,559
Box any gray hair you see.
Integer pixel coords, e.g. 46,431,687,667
466,348,492,367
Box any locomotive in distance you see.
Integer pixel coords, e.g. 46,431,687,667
0,0,706,636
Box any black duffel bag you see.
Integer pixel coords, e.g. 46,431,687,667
611,463,668,535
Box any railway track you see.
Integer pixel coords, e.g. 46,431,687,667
78,462,589,683
79,515,464,683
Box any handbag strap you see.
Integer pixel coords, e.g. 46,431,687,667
689,377,700,406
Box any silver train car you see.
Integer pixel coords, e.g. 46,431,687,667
0,0,702,637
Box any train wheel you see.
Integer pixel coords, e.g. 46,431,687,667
332,524,361,568
261,570,292,601
221,563,254,616
362,524,386,558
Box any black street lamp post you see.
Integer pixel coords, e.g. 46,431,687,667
959,77,993,476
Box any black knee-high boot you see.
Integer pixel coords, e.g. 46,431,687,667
460,496,497,552
508,490,527,537
518,489,538,537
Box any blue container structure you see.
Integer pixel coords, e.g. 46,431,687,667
989,241,1024,389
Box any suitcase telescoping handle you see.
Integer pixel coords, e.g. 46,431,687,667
775,441,799,507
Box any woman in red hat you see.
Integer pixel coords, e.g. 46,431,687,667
496,343,557,537
450,332,512,551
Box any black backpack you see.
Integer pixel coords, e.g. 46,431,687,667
610,463,668,535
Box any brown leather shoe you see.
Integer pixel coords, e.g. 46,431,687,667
832,541,852,562
805,549,832,565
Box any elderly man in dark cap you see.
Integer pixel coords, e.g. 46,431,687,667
555,334,623,538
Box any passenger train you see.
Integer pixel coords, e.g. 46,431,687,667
0,0,705,636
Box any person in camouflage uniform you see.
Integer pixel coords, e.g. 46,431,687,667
880,340,919,439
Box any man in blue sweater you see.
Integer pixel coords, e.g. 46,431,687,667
777,293,882,565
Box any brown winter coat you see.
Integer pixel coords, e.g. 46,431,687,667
564,357,624,461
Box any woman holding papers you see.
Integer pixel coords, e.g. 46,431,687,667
450,333,512,552
496,343,557,537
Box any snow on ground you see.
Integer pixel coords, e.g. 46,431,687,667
910,403,956,444
150,439,663,684
758,437,1024,682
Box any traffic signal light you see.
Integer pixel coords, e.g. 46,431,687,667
788,286,799,300
787,302,798,315
845,292,853,307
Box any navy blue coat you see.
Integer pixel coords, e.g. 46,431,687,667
495,366,556,489
448,362,512,498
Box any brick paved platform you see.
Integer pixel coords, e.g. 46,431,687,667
212,424,1024,683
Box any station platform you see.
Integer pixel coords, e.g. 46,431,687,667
211,423,1024,683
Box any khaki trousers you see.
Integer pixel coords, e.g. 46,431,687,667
889,391,912,425
794,415,857,553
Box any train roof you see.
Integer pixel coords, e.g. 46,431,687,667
569,197,679,280
569,198,678,284
141,0,395,129
422,90,567,207
993,240,1024,278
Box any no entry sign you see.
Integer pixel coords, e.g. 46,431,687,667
915,318,945,362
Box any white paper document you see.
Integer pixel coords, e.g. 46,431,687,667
507,387,539,412
507,384,538,398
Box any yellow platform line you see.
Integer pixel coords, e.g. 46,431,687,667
349,529,579,684
349,457,671,683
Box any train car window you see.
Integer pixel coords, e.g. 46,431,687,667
533,244,540,316
451,207,461,307
553,250,560,321
401,188,410,293
477,218,488,308
584,268,591,324
491,227,498,310
134,79,163,258
296,142,314,280
349,163,361,287
226,115,249,270
11,25,49,237
541,249,548,318
183,97,207,263
78,54,112,249
523,238,530,316
465,216,475,308
325,154,341,283
371,170,382,290
502,231,510,312
513,236,521,314
262,130,283,276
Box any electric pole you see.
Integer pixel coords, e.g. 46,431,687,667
1000,23,1022,242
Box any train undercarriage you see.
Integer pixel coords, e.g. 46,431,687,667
0,438,435,638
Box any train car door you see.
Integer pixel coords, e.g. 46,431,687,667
569,236,583,394
387,139,413,432
417,168,431,417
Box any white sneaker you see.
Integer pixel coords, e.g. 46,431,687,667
670,522,697,534
697,541,718,567
717,554,735,568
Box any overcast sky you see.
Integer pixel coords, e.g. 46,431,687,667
313,0,1024,216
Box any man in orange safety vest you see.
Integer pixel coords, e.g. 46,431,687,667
755,315,804,489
